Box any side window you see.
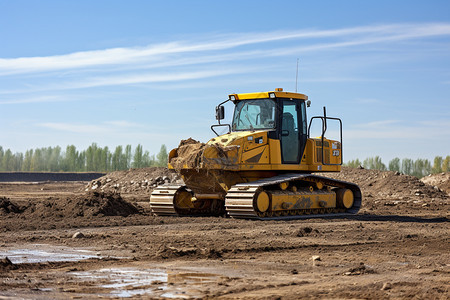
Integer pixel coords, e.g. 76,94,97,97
281,101,299,162
282,102,298,133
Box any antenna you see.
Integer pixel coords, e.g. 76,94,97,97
295,58,299,93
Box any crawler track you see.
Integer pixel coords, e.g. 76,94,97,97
150,184,224,216
151,174,362,220
225,174,361,220
149,184,182,216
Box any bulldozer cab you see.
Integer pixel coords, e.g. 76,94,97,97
227,91,308,164
211,88,342,166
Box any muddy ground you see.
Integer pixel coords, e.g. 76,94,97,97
0,167,449,299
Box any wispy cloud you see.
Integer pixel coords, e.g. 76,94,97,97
104,121,142,128
0,95,66,104
0,67,255,95
1,23,450,76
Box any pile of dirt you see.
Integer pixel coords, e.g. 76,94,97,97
325,167,448,201
23,191,140,219
420,172,450,194
84,167,180,195
170,138,239,170
0,197,22,214
169,138,206,169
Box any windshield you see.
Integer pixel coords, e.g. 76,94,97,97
232,99,276,131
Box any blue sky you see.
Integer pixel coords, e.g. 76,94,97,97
1,0,449,162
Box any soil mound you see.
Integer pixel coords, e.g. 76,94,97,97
84,167,180,195
170,138,206,169
420,173,450,194
0,197,22,214
68,192,140,217
25,192,139,218
325,167,449,209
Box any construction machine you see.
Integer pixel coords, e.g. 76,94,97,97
150,88,361,219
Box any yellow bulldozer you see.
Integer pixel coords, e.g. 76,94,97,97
150,88,361,219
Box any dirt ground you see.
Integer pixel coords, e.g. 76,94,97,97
0,167,449,299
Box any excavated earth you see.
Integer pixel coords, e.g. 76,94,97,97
0,167,449,299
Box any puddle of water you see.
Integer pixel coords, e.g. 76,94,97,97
0,244,99,264
70,267,227,298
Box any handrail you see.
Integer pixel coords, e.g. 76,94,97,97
308,110,343,166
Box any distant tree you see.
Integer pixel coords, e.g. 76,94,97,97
363,156,386,171
0,146,3,170
49,146,61,171
2,149,14,171
125,145,132,169
411,159,431,178
64,145,77,171
148,154,156,167
424,159,432,176
30,148,41,171
432,156,443,174
13,152,23,171
22,149,33,171
142,150,151,167
443,156,450,172
132,144,144,168
94,146,103,171
401,158,413,175
156,144,168,167
85,144,95,171
345,158,362,168
100,146,110,171
388,157,401,172
77,150,86,172
111,146,122,170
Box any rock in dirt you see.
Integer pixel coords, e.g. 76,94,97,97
381,282,392,290
296,227,320,237
343,262,374,275
72,232,85,239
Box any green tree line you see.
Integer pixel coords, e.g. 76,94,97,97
345,155,450,178
0,143,168,172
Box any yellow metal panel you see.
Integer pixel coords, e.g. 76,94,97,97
231,92,270,100
268,138,281,165
242,132,268,151
273,91,308,100
230,91,308,101
271,191,336,211
241,145,269,164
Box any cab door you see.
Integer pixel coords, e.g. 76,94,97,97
280,100,306,164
